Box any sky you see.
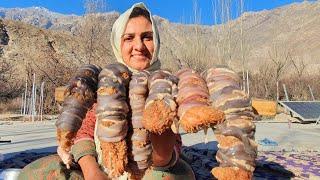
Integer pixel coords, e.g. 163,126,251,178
0,0,312,25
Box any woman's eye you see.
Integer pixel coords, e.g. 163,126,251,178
124,36,133,41
143,36,153,41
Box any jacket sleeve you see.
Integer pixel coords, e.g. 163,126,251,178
74,103,97,143
71,103,97,162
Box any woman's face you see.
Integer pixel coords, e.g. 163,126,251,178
121,16,154,71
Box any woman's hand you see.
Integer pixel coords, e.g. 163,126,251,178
57,146,72,169
150,129,176,167
78,155,109,180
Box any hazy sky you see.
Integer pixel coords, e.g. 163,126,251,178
0,0,310,25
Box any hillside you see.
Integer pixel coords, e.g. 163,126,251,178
1,1,320,72
0,1,320,104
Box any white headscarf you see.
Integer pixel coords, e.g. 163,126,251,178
110,2,161,72
95,4,160,175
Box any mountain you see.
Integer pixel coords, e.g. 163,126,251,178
2,2,320,73
0,7,80,30
0,1,319,101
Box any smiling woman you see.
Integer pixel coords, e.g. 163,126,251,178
18,2,195,180
110,3,161,73
121,8,154,70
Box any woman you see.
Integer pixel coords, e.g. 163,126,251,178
19,3,195,180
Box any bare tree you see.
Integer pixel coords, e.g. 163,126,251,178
180,0,210,72
268,43,290,100
0,20,21,100
0,58,21,100
250,62,274,99
289,55,309,100
212,0,242,67
84,0,107,14
0,19,9,55
23,37,77,113
290,55,307,78
81,0,113,64
269,50,289,81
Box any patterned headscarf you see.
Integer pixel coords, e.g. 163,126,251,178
110,2,161,72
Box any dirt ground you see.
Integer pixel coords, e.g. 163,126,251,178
1,118,320,156
0,118,319,179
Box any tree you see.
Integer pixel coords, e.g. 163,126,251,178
0,58,21,100
268,43,290,100
290,55,307,78
84,0,107,14
268,44,290,83
289,54,309,100
0,20,20,100
179,0,211,72
80,0,113,64
0,19,9,55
